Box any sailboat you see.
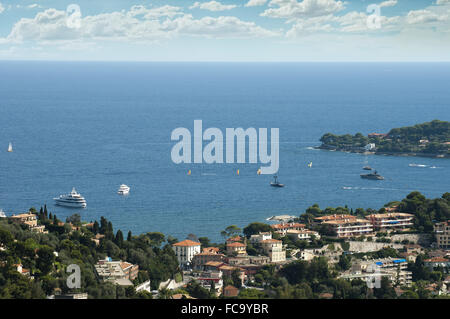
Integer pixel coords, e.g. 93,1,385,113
7,142,13,152
308,162,312,168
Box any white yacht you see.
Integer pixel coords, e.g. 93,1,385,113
54,188,87,208
117,184,130,195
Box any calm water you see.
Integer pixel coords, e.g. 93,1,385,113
0,62,449,242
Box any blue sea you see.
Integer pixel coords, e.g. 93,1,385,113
0,62,449,242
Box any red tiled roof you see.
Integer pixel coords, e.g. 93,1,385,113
271,223,305,230
173,240,201,247
314,214,355,221
223,285,239,297
425,257,449,263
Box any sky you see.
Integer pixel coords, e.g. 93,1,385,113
0,0,449,61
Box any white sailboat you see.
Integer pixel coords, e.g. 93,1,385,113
0,209,6,218
7,142,13,152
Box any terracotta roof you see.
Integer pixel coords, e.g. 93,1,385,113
202,247,220,253
223,285,239,296
319,293,333,299
10,212,36,219
219,265,242,271
425,257,449,263
173,239,201,247
367,212,414,219
205,261,224,267
314,214,355,221
120,262,134,270
323,219,371,225
271,223,305,230
172,294,195,299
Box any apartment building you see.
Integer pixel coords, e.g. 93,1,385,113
313,214,356,226
260,239,286,263
94,258,139,286
434,220,450,249
191,249,225,270
340,258,412,286
271,222,306,237
367,212,414,232
321,218,373,238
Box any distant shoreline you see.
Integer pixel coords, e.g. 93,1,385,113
315,145,449,159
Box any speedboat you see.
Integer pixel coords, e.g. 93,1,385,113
360,171,384,180
270,175,285,187
54,188,87,208
363,166,372,171
117,184,130,195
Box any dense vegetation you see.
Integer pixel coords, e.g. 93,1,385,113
320,120,450,156
1,191,449,299
0,210,179,299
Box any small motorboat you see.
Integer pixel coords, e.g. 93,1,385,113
270,175,285,187
118,184,130,195
363,166,372,171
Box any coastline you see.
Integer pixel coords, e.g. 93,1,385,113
315,145,449,159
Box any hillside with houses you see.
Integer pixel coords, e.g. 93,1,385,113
0,191,449,299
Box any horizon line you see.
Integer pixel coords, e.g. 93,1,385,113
1,60,450,63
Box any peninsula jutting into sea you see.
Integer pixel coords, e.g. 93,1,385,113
318,120,450,158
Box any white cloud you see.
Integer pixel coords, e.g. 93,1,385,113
379,0,397,8
436,0,450,5
3,6,278,44
127,5,184,19
285,11,400,37
262,0,345,20
0,2,5,14
406,9,449,25
245,0,268,7
189,1,237,12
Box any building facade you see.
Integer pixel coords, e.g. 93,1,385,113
368,212,414,232
172,240,202,268
435,220,450,249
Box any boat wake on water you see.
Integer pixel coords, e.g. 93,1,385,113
342,186,404,191
409,163,441,169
